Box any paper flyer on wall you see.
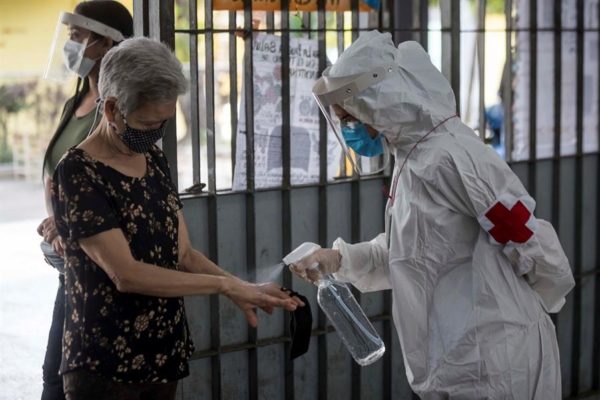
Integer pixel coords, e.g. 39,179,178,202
232,34,342,191
512,0,598,161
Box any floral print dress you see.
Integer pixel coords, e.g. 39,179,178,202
52,146,194,384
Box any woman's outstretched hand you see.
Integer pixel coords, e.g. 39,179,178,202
222,279,305,327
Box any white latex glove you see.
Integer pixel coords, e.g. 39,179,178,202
289,248,341,284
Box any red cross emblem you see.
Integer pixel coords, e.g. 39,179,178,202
484,200,534,244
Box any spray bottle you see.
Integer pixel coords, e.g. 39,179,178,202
283,242,385,366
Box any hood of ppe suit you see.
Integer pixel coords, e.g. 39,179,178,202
329,31,457,148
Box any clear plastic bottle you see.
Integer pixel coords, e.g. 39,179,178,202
284,243,385,366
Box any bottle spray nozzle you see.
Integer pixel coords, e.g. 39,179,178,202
282,242,321,267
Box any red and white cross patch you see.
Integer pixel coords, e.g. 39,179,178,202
478,194,537,245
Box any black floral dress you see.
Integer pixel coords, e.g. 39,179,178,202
52,146,194,384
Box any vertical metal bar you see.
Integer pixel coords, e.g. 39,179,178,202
205,0,216,194
552,0,562,235
147,0,174,43
385,1,404,397
316,1,328,399
209,178,222,400
336,10,345,69
383,12,394,400
594,198,600,392
550,0,562,327
349,2,362,400
451,0,461,116
594,3,600,390
392,0,412,44
280,2,294,399
377,0,385,36
303,12,311,38
441,0,460,115
266,11,275,33
369,0,381,32
528,0,537,195
281,3,291,215
570,0,585,395
503,0,513,161
477,0,486,140
203,3,221,398
229,11,238,180
336,11,348,178
243,2,258,400
382,8,394,399
147,0,178,186
351,0,359,42
189,0,201,187
132,0,149,37
350,172,363,396
350,0,360,174
387,0,395,42
243,4,255,231
386,2,399,397
419,0,428,51
382,290,392,399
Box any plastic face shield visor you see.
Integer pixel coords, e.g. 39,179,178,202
312,65,392,176
44,12,125,82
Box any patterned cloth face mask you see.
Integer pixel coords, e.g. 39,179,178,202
341,120,384,157
118,117,167,153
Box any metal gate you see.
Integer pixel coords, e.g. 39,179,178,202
132,0,599,399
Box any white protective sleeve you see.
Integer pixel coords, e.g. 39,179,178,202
332,233,392,293
502,219,574,313
430,145,575,313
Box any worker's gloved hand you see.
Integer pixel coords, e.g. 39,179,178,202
289,248,341,284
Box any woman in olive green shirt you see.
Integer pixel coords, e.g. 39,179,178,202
37,3,133,399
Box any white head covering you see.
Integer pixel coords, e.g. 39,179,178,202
328,31,457,147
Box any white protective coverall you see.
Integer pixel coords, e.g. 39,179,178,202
327,31,575,399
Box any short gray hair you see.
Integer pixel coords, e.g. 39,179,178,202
99,37,187,115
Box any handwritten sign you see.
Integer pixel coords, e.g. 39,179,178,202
232,34,341,190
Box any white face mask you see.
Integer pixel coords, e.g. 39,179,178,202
62,39,99,79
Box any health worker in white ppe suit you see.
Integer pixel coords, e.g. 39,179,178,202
289,30,575,400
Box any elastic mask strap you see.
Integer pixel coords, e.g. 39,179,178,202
388,114,458,205
84,38,100,50
87,98,103,138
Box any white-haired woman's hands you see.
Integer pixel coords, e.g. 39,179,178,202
51,236,65,257
222,278,303,327
253,282,305,315
38,216,59,244
289,249,341,284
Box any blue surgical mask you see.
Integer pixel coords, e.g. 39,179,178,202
62,39,99,79
341,121,383,157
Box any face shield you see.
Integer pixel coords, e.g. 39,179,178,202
312,65,393,176
44,12,125,82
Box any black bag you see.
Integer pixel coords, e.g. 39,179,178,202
287,290,312,360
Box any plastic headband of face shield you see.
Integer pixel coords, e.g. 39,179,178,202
44,12,125,81
60,12,125,42
312,65,393,176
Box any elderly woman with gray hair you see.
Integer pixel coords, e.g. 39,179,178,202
51,37,303,399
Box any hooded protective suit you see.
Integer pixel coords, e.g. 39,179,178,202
323,31,574,399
